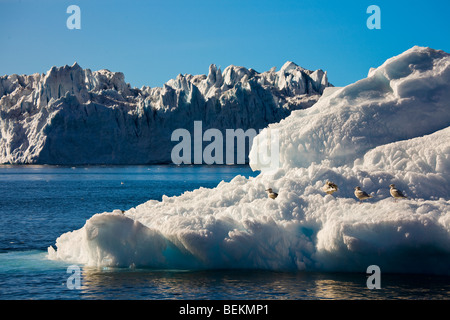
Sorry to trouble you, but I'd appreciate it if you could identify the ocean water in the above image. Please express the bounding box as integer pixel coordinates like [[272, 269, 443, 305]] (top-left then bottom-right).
[[0, 165, 449, 300]]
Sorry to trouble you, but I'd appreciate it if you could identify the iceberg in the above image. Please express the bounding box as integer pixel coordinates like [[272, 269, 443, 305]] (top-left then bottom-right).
[[0, 61, 330, 164], [48, 46, 450, 275]]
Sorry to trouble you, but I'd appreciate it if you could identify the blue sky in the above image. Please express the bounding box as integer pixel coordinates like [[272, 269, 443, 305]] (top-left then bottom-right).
[[1, 0, 449, 88]]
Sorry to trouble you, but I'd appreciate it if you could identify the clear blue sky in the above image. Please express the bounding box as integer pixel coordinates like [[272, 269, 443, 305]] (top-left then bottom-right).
[[1, 0, 449, 88]]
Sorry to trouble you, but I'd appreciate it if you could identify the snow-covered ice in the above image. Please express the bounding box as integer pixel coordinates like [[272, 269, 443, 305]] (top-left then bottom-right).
[[48, 47, 450, 275]]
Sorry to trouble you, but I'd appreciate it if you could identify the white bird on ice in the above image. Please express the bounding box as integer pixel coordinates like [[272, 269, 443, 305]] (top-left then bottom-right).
[[322, 181, 338, 195], [266, 188, 278, 200], [389, 184, 407, 202], [354, 186, 372, 203]]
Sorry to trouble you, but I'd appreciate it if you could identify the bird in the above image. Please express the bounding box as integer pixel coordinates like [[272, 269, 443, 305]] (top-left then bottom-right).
[[354, 186, 372, 203], [266, 188, 278, 200], [389, 184, 407, 202], [322, 181, 339, 195]]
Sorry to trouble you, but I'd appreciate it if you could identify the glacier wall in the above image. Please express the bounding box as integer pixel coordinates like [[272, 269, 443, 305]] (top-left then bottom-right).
[[0, 62, 330, 164]]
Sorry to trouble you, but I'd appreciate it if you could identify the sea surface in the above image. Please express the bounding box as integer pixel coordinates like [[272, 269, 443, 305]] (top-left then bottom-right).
[[0, 165, 449, 300]]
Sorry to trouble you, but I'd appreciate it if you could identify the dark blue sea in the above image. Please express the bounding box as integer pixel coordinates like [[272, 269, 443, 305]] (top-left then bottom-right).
[[0, 165, 449, 300]]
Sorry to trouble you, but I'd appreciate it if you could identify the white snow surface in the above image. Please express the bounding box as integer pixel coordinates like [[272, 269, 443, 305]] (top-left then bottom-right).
[[48, 47, 450, 274], [0, 61, 329, 164]]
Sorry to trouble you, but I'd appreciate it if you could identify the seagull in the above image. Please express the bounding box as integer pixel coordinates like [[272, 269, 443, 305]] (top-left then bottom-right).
[[322, 181, 339, 195], [266, 188, 278, 200], [389, 184, 407, 202], [354, 186, 372, 203]]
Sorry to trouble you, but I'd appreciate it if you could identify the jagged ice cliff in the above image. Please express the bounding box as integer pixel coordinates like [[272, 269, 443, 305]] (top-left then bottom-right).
[[0, 61, 330, 164]]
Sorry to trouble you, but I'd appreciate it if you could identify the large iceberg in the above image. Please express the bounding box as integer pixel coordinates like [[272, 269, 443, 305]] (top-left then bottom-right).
[[0, 61, 329, 164], [48, 46, 450, 275]]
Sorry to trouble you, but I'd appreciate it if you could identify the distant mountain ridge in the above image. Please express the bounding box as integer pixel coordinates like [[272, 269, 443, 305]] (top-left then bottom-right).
[[0, 61, 331, 164]]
